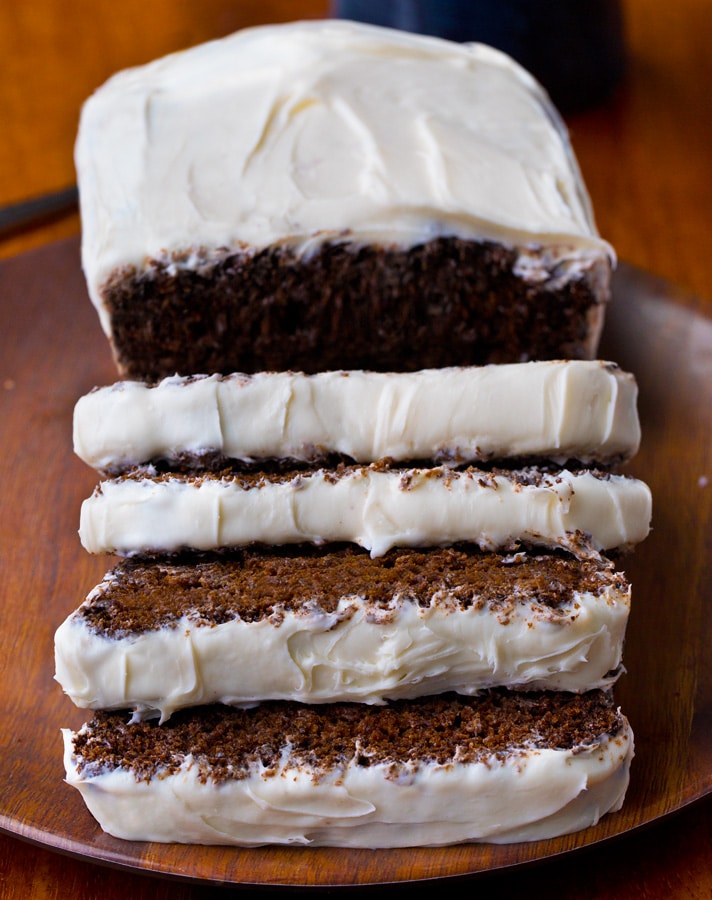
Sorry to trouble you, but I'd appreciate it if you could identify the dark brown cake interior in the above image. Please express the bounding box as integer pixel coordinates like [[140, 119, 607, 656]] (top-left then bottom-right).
[[77, 546, 627, 638], [70, 690, 626, 783], [103, 238, 606, 380]]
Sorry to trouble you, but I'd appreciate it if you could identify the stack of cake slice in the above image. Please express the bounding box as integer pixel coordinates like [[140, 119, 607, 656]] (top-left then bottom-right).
[[56, 360, 651, 846], [57, 19, 653, 848]]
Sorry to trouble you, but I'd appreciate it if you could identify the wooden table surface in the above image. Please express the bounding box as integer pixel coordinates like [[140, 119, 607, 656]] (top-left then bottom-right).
[[1, 1, 710, 896]]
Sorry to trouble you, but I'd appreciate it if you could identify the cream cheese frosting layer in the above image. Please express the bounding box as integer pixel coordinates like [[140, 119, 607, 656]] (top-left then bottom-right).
[[62, 700, 634, 847], [63, 733, 633, 847], [73, 361, 641, 474], [54, 560, 630, 720], [75, 19, 612, 333], [78, 466, 652, 558]]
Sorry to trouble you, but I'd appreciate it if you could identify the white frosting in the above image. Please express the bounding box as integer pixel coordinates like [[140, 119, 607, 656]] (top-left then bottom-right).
[[73, 361, 641, 473], [62, 723, 633, 847], [78, 466, 652, 558], [55, 575, 629, 721], [75, 19, 612, 334]]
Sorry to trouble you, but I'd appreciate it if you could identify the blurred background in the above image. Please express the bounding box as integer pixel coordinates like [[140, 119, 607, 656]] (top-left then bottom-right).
[[333, 0, 628, 113]]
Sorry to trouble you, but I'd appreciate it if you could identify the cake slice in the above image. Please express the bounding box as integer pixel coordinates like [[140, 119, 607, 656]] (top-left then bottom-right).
[[62, 690, 633, 847], [78, 464, 652, 559], [75, 20, 613, 379], [54, 547, 630, 720], [73, 361, 641, 475]]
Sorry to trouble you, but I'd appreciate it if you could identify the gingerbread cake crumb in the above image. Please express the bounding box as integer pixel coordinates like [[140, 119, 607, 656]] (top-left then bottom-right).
[[103, 239, 604, 381], [76, 547, 626, 638], [70, 690, 625, 784]]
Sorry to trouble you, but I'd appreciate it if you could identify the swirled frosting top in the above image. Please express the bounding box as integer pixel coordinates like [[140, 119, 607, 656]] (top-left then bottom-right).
[[76, 19, 612, 324]]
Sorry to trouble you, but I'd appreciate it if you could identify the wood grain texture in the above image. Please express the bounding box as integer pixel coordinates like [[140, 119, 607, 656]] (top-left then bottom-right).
[[0, 240, 710, 893]]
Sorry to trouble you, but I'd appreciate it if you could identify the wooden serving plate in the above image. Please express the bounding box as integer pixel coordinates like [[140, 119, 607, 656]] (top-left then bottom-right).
[[0, 238, 709, 888]]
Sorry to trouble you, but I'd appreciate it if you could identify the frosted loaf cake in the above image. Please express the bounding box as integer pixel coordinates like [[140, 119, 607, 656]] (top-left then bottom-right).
[[59, 20, 647, 849], [73, 361, 641, 474], [75, 20, 614, 379], [77, 465, 652, 559], [55, 548, 631, 719], [62, 691, 634, 847]]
